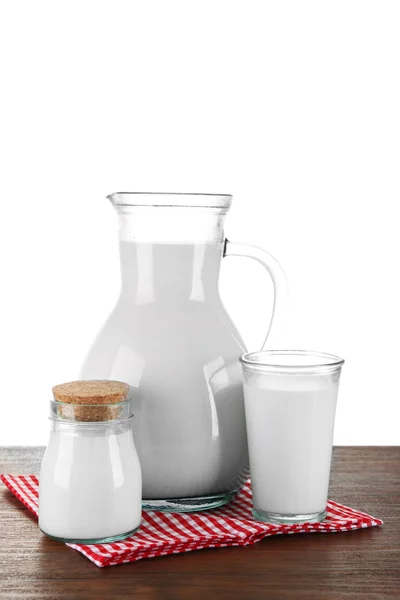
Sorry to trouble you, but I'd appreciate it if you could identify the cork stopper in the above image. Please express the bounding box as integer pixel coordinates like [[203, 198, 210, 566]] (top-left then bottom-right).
[[52, 380, 131, 422]]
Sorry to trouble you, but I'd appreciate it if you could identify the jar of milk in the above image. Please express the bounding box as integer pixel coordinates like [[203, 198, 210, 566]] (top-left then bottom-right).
[[39, 380, 142, 543]]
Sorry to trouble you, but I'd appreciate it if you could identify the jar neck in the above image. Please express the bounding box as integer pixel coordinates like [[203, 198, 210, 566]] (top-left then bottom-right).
[[49, 418, 133, 436], [50, 399, 132, 422]]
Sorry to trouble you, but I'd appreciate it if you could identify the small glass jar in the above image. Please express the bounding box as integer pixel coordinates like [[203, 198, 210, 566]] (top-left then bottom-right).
[[39, 396, 142, 543]]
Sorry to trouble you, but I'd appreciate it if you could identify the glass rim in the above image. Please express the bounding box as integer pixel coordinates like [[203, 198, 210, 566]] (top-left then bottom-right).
[[107, 192, 233, 209], [240, 350, 345, 373]]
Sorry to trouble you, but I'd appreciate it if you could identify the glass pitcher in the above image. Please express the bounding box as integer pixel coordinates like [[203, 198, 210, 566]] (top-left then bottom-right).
[[80, 193, 287, 512]]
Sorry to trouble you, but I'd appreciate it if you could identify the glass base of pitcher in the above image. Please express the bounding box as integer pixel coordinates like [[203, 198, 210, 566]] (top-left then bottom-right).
[[142, 490, 238, 513]]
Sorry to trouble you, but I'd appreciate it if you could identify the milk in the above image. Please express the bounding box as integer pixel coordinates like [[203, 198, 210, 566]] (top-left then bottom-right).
[[80, 242, 249, 501], [243, 374, 339, 517], [39, 427, 142, 541]]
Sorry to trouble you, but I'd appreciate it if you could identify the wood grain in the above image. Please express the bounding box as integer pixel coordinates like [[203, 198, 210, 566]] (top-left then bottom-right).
[[0, 447, 399, 600]]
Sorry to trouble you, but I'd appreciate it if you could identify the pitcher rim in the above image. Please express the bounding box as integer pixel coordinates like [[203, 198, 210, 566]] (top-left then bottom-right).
[[107, 192, 233, 209]]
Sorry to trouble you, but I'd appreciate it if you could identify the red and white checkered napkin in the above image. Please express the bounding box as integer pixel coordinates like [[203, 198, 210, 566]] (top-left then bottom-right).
[[1, 474, 382, 568]]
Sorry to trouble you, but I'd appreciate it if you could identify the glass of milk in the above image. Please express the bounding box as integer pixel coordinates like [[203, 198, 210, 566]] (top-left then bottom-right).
[[39, 385, 142, 543], [241, 351, 344, 524]]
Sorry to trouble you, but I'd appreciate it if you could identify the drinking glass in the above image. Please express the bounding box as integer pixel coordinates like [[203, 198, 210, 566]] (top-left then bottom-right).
[[241, 350, 344, 524]]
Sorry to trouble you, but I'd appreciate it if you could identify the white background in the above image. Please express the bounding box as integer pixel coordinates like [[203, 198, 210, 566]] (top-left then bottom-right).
[[0, 0, 399, 446]]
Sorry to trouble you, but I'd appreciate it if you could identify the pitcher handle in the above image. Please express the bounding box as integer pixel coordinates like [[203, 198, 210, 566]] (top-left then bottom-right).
[[223, 240, 288, 350]]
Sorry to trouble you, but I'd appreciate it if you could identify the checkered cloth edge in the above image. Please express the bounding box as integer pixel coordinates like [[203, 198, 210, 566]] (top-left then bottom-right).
[[1, 475, 383, 568]]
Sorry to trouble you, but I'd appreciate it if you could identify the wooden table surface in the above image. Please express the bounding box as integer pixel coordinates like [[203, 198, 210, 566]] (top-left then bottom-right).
[[0, 447, 399, 600]]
